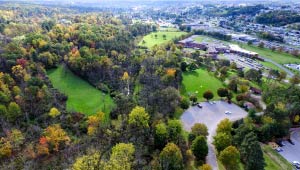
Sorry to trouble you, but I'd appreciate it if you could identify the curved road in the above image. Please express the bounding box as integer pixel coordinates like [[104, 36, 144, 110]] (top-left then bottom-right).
[[264, 58, 294, 77]]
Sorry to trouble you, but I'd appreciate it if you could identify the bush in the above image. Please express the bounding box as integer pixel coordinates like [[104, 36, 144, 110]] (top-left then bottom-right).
[[180, 97, 190, 109]]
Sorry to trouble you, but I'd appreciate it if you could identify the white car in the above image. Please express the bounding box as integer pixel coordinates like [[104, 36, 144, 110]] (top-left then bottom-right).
[[225, 111, 232, 115], [293, 161, 300, 166]]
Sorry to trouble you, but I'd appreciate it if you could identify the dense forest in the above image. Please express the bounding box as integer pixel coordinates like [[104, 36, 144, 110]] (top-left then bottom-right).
[[0, 2, 300, 170]]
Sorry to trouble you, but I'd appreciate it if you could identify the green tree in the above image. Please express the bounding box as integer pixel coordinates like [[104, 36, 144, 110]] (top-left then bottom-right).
[[240, 132, 265, 170], [191, 136, 208, 161], [228, 79, 238, 92], [72, 152, 102, 170], [217, 88, 229, 98], [159, 143, 183, 170], [216, 118, 232, 135], [167, 120, 183, 143], [219, 146, 240, 170], [163, 34, 167, 40], [7, 102, 22, 122], [128, 106, 150, 128], [0, 104, 8, 117], [278, 71, 287, 81], [203, 90, 214, 101], [155, 122, 168, 149], [245, 69, 262, 83], [191, 123, 208, 137], [180, 97, 190, 109], [189, 95, 198, 103], [213, 132, 232, 152], [199, 164, 212, 170], [290, 74, 300, 85], [104, 143, 135, 170]]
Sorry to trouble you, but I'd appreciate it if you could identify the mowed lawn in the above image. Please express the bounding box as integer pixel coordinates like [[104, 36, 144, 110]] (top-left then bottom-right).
[[238, 44, 300, 64], [47, 65, 114, 117], [139, 31, 187, 48], [180, 68, 225, 101]]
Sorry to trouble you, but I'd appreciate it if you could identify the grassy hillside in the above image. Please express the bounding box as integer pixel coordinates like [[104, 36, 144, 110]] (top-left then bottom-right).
[[180, 68, 225, 101], [263, 145, 293, 170], [47, 65, 114, 117], [139, 31, 187, 48]]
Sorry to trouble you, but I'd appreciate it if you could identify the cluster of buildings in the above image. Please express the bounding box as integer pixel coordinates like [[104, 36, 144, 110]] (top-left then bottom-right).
[[219, 18, 300, 53], [178, 35, 264, 61]]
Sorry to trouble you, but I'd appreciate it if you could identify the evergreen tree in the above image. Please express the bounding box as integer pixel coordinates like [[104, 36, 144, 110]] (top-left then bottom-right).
[[240, 132, 265, 170]]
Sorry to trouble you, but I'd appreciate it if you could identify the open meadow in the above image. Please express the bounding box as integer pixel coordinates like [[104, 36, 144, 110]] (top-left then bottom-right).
[[47, 65, 114, 117], [139, 31, 187, 48], [180, 68, 225, 101]]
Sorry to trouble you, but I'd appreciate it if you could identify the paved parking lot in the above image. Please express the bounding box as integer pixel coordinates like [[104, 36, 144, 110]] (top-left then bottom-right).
[[181, 100, 248, 141], [220, 53, 264, 70], [278, 129, 300, 164], [180, 101, 248, 170]]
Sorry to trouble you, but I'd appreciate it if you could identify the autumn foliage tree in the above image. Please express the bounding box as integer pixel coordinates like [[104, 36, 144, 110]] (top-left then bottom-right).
[[41, 124, 70, 152]]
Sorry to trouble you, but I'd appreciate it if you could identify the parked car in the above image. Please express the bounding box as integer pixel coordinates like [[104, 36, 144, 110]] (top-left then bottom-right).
[[197, 104, 203, 109], [276, 141, 285, 147], [294, 164, 300, 170], [293, 161, 300, 166], [212, 101, 216, 104], [288, 139, 295, 145], [275, 147, 283, 152], [225, 111, 232, 115], [192, 102, 199, 106]]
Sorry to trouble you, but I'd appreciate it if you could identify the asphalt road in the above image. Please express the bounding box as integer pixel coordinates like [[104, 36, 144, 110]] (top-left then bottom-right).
[[180, 101, 248, 170], [278, 128, 300, 164], [264, 58, 294, 77]]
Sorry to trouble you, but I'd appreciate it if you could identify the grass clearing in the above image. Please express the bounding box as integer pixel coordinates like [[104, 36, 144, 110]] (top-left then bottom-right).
[[48, 65, 114, 117], [238, 44, 300, 64], [262, 145, 293, 170], [180, 68, 226, 101], [193, 35, 215, 43], [139, 31, 187, 48]]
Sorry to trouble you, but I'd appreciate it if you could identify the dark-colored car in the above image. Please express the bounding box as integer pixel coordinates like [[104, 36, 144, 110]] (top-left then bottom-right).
[[276, 141, 285, 147], [288, 139, 295, 145]]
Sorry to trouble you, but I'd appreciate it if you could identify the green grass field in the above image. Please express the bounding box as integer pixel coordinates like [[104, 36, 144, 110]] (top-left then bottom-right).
[[193, 35, 215, 43], [180, 68, 225, 101], [238, 44, 300, 64], [47, 65, 114, 117], [139, 31, 187, 48]]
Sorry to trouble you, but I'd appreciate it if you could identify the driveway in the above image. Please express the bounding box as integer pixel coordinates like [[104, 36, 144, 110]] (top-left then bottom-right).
[[278, 128, 300, 164], [180, 101, 248, 170]]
